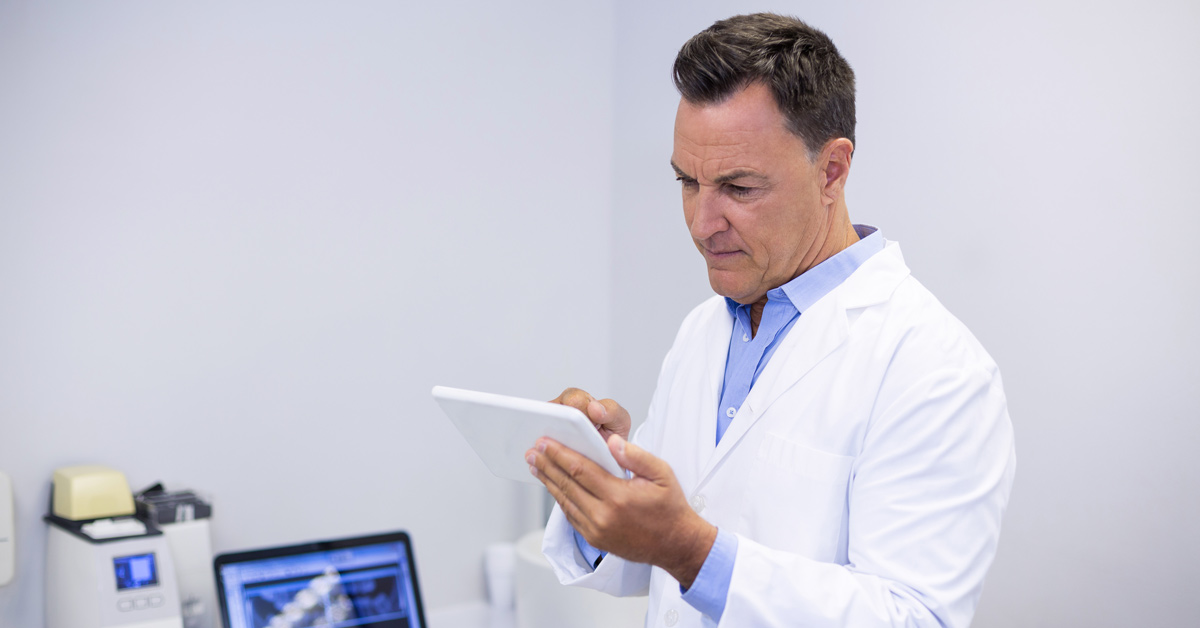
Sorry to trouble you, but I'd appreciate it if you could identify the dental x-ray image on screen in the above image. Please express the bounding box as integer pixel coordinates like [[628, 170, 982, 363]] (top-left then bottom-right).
[[214, 531, 425, 628]]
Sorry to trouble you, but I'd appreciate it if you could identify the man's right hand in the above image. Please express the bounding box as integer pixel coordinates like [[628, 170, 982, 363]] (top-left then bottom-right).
[[550, 388, 631, 442]]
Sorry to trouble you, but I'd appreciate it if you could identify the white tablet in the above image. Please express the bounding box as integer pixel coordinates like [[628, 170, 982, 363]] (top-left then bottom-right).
[[432, 386, 625, 484]]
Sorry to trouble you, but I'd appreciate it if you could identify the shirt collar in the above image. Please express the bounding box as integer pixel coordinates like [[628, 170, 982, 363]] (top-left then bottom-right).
[[724, 224, 884, 316]]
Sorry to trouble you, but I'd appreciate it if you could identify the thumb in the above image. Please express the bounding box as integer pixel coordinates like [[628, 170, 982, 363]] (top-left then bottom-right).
[[608, 434, 663, 480]]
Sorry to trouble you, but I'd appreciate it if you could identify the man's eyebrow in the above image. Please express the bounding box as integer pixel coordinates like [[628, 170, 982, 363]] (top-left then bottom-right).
[[669, 161, 766, 185], [670, 160, 692, 178], [712, 169, 768, 185]]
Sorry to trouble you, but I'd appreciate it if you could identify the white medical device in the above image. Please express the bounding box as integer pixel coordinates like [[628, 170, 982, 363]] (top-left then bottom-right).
[[138, 484, 218, 628], [45, 465, 184, 628]]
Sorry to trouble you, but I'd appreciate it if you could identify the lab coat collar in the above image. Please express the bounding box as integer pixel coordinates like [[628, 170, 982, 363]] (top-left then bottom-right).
[[695, 241, 911, 484]]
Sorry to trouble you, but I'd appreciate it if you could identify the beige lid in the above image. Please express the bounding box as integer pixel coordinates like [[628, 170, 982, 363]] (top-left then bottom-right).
[[52, 465, 135, 521]]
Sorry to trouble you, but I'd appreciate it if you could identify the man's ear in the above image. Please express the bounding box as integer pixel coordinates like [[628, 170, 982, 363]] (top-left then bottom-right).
[[820, 138, 854, 207]]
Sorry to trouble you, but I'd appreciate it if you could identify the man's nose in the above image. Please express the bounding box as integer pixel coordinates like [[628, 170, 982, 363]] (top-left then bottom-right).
[[688, 187, 728, 241]]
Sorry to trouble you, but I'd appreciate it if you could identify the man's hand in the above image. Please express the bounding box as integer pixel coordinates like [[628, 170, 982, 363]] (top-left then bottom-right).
[[550, 388, 631, 442], [526, 432, 717, 589]]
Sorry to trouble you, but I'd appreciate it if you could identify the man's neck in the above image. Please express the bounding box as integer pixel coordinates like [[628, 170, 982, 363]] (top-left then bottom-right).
[[747, 215, 860, 336]]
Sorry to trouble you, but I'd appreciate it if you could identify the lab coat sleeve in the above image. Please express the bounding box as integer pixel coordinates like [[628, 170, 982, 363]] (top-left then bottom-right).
[[721, 363, 1016, 628], [541, 416, 657, 597], [541, 302, 701, 597], [543, 500, 653, 597]]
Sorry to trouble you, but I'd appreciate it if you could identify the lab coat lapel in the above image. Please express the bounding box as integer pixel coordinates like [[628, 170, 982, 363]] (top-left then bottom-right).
[[747, 296, 849, 418], [692, 241, 911, 486], [696, 297, 849, 484], [686, 308, 732, 487]]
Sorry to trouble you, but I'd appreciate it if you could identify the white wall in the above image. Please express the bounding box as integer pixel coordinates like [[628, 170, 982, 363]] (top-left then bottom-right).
[[0, 1, 612, 624], [4, 1, 1199, 626], [609, 1, 1200, 626]]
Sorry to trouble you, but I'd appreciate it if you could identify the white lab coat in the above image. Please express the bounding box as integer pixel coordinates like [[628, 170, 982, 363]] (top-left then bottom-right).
[[543, 241, 1016, 628]]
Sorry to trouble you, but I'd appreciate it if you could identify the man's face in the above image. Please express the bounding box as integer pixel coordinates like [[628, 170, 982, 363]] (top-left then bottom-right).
[[672, 82, 832, 305]]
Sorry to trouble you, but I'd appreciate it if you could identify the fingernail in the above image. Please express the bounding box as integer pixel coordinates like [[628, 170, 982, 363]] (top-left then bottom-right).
[[526, 453, 536, 465], [614, 435, 625, 455], [536, 441, 547, 452], [529, 465, 538, 477]]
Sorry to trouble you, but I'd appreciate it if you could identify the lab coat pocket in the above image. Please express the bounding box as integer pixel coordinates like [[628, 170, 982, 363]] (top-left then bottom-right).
[[738, 433, 854, 561]]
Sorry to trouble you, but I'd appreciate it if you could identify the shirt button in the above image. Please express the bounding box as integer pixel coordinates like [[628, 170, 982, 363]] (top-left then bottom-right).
[[726, 407, 736, 418], [665, 609, 679, 626], [690, 494, 706, 513], [742, 333, 749, 342]]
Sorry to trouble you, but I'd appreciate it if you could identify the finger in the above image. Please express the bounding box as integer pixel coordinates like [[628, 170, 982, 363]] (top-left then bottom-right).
[[528, 444, 589, 507], [586, 400, 610, 436], [591, 398, 631, 439], [536, 462, 598, 538], [550, 387, 594, 417], [531, 439, 607, 508], [608, 434, 668, 482], [586, 399, 607, 423]]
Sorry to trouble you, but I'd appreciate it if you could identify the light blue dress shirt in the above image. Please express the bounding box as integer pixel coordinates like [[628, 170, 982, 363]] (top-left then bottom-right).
[[576, 225, 883, 621]]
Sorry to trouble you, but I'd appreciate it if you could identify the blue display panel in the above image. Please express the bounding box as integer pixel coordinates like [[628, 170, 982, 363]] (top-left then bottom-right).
[[218, 541, 421, 628], [113, 553, 159, 590]]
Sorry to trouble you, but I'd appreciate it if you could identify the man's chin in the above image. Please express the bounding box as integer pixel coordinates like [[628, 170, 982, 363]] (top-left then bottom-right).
[[707, 274, 755, 304]]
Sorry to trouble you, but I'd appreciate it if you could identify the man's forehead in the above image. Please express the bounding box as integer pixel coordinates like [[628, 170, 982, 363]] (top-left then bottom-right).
[[672, 117, 782, 180], [673, 131, 756, 161], [674, 110, 783, 150], [672, 86, 801, 177], [671, 140, 764, 181], [674, 84, 789, 136]]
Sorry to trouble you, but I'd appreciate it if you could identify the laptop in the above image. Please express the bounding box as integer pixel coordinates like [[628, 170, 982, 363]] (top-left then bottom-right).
[[213, 530, 427, 628]]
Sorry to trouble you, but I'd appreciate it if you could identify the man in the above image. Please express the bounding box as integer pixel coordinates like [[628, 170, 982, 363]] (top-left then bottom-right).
[[525, 13, 1014, 628]]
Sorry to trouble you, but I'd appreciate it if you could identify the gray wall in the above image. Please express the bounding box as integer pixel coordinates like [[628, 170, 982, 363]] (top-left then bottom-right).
[[609, 2, 1200, 627], [0, 1, 612, 624], [2, 1, 1198, 627]]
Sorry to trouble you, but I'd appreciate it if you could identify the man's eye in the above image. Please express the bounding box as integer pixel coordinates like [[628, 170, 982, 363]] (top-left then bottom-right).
[[728, 184, 754, 197], [676, 176, 698, 187]]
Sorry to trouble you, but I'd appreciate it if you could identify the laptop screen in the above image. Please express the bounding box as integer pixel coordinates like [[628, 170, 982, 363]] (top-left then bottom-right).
[[214, 531, 426, 628]]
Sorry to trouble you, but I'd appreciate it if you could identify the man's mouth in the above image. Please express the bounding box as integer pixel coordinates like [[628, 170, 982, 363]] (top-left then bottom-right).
[[703, 247, 741, 260]]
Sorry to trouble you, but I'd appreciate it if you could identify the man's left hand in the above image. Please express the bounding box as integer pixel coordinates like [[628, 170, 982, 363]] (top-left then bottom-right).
[[525, 434, 717, 588]]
